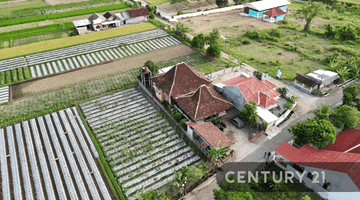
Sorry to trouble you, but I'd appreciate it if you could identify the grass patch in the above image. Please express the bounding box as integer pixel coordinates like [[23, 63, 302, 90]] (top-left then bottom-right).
[[0, 23, 156, 60], [147, 0, 172, 5], [12, 31, 69, 47], [0, 0, 45, 19]]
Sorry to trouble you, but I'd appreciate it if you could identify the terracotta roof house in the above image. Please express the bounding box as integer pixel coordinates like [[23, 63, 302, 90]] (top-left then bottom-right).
[[294, 70, 339, 94], [151, 62, 212, 105], [325, 129, 360, 154], [126, 7, 150, 18], [274, 142, 360, 196], [241, 0, 290, 23], [176, 85, 233, 122]]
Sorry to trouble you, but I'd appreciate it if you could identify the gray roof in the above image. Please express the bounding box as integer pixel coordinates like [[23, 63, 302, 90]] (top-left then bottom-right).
[[88, 13, 106, 22], [73, 19, 91, 27], [305, 69, 340, 85], [121, 12, 131, 20]]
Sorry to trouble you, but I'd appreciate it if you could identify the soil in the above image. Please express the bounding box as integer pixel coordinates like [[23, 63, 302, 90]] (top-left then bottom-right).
[[179, 10, 277, 36], [14, 44, 195, 98]]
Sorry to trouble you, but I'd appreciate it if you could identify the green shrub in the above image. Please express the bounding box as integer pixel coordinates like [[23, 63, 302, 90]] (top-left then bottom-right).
[[177, 11, 184, 15], [314, 45, 324, 54], [143, 60, 159, 75], [47, 4, 129, 19], [180, 118, 188, 128], [149, 12, 155, 19], [206, 43, 221, 58], [244, 29, 278, 42], [174, 113, 183, 121], [242, 39, 251, 45], [148, 19, 166, 28], [327, 45, 358, 56], [276, 87, 288, 96], [146, 4, 156, 13], [210, 117, 223, 125], [253, 70, 262, 81], [356, 99, 360, 111], [284, 102, 293, 110], [311, 89, 321, 95], [191, 33, 206, 49], [269, 59, 282, 66], [283, 43, 299, 52], [262, 121, 268, 130]]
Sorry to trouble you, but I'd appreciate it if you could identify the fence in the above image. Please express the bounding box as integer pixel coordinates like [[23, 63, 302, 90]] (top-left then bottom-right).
[[274, 100, 297, 126], [205, 66, 241, 80], [137, 78, 211, 160], [168, 5, 244, 22]]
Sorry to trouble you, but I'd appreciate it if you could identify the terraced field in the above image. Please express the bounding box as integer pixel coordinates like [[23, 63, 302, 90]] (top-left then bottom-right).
[[79, 87, 201, 198], [0, 107, 112, 199]]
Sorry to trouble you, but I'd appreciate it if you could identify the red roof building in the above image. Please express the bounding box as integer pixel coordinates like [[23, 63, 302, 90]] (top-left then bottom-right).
[[176, 85, 233, 121], [126, 8, 150, 18], [263, 7, 287, 17], [275, 142, 360, 191], [221, 77, 280, 109], [151, 62, 212, 104], [325, 129, 360, 154], [192, 122, 234, 147]]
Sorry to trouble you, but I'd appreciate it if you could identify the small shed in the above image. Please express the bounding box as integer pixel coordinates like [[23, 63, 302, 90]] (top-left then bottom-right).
[[241, 0, 290, 19], [305, 69, 340, 87], [294, 73, 318, 93]]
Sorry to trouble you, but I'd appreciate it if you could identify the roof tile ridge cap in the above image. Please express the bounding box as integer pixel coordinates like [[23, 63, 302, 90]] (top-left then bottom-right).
[[186, 63, 211, 83], [206, 86, 233, 105], [194, 86, 204, 120], [178, 88, 199, 98], [168, 65, 178, 98], [260, 91, 279, 105], [236, 86, 248, 102]]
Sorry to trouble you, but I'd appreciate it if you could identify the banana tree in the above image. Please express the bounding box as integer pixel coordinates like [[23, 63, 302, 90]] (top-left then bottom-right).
[[208, 141, 231, 171], [175, 166, 189, 196]]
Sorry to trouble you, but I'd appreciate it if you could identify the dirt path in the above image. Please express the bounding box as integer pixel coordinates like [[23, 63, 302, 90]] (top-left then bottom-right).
[[15, 44, 195, 97]]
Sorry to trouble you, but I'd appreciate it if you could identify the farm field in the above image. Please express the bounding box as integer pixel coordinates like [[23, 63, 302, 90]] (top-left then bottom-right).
[[0, 0, 45, 19], [179, 9, 277, 37], [0, 29, 181, 87], [0, 22, 156, 60], [49, 0, 94, 4], [0, 107, 113, 199], [147, 0, 171, 5], [156, 51, 211, 69], [13, 31, 70, 47], [13, 44, 195, 97], [79, 87, 202, 198], [0, 86, 9, 104]]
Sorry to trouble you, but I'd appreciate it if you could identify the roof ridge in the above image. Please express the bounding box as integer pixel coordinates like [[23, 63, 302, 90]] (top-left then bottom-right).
[[194, 86, 202, 119], [205, 86, 233, 105], [185, 63, 211, 83], [168, 65, 178, 99]]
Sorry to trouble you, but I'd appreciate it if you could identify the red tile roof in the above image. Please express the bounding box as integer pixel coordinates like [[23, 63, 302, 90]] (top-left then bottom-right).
[[192, 122, 234, 147], [259, 91, 279, 108], [325, 129, 360, 154], [151, 62, 211, 99], [220, 113, 229, 119], [222, 77, 280, 108], [176, 85, 233, 121], [262, 80, 277, 89], [275, 142, 360, 190], [126, 8, 150, 18], [185, 121, 197, 128], [263, 7, 287, 17]]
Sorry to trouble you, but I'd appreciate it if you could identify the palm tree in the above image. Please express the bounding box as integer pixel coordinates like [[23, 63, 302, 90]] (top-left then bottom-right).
[[175, 22, 189, 35], [208, 141, 231, 170], [308, 103, 331, 120], [175, 166, 189, 196]]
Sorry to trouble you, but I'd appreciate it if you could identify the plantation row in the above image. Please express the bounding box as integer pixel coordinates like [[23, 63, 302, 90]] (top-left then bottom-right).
[[28, 36, 181, 79], [0, 29, 177, 73], [0, 107, 111, 200], [0, 22, 75, 42], [79, 88, 201, 198], [0, 86, 9, 104], [157, 51, 211, 69], [0, 3, 129, 28], [0, 67, 32, 87]]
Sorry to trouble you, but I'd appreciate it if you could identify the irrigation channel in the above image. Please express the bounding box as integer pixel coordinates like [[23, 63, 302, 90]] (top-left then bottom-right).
[[79, 87, 202, 198], [0, 107, 111, 200]]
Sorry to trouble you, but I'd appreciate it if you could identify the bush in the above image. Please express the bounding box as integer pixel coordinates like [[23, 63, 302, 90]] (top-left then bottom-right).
[[69, 30, 78, 36], [148, 19, 166, 28], [180, 118, 188, 129], [211, 117, 223, 125], [146, 4, 156, 13], [283, 43, 299, 52], [244, 29, 278, 42], [284, 102, 293, 110], [253, 70, 262, 80], [149, 12, 155, 19], [177, 11, 184, 15], [315, 45, 324, 54], [191, 33, 206, 49], [206, 43, 221, 58], [263, 121, 268, 130], [216, 0, 228, 8], [143, 60, 159, 75], [242, 39, 251, 45], [311, 89, 321, 95], [174, 113, 183, 121], [276, 87, 288, 96], [269, 59, 282, 66]]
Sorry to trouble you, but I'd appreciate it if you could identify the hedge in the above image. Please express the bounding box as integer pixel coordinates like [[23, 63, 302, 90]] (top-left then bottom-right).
[[0, 23, 156, 61], [0, 15, 47, 28], [0, 24, 64, 42], [46, 4, 129, 19]]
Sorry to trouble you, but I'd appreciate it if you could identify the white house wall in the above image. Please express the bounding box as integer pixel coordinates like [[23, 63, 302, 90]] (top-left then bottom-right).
[[126, 16, 147, 24]]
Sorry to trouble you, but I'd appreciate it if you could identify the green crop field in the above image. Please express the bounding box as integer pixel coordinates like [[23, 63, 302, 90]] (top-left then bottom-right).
[[0, 0, 46, 19], [0, 24, 64, 42], [12, 31, 69, 47], [147, 0, 172, 5]]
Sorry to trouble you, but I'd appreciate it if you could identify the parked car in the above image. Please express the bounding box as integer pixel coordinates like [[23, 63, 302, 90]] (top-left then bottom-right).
[[231, 117, 244, 129]]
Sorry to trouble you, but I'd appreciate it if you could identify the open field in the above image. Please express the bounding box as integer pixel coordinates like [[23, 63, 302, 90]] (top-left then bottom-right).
[[0, 23, 156, 60], [13, 31, 69, 47], [147, 0, 171, 5], [49, 0, 93, 4], [179, 9, 277, 36], [0, 0, 45, 18], [14, 44, 195, 97], [79, 87, 202, 198], [159, 0, 215, 12], [0, 107, 113, 199]]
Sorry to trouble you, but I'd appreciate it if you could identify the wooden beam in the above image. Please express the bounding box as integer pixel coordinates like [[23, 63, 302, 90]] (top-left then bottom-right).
[[54, 158, 59, 161], [89, 171, 94, 175], [63, 132, 68, 135], [6, 154, 10, 158]]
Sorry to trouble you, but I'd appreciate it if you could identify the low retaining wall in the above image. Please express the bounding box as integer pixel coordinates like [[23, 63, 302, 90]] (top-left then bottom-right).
[[274, 100, 297, 127], [168, 5, 244, 22]]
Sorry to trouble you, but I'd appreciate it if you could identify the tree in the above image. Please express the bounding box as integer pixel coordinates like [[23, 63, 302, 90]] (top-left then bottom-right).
[[331, 105, 360, 130], [133, 2, 141, 8], [191, 33, 206, 50], [175, 166, 189, 196], [206, 43, 221, 58], [149, 12, 155, 19], [216, 0, 228, 8], [253, 70, 262, 81], [208, 141, 231, 170], [136, 188, 169, 200], [171, 0, 189, 7], [144, 60, 159, 75], [146, 4, 156, 13], [308, 103, 331, 120], [234, 0, 244, 5], [214, 190, 253, 200], [175, 22, 189, 35], [295, 2, 326, 32], [288, 118, 336, 148], [206, 28, 221, 44], [239, 101, 257, 127], [343, 83, 360, 102]]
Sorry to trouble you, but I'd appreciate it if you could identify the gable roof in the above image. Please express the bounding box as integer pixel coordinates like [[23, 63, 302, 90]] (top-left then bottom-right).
[[192, 122, 234, 147], [176, 85, 233, 121], [88, 12, 106, 22], [294, 73, 318, 88], [325, 129, 360, 154], [151, 62, 211, 98], [259, 91, 279, 108], [275, 142, 360, 190], [245, 0, 291, 12], [263, 7, 287, 17], [126, 8, 150, 18], [222, 77, 280, 108]]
